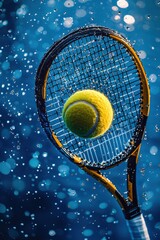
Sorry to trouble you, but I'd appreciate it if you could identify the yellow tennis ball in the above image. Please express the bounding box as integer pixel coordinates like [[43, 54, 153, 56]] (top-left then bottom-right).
[[62, 89, 114, 138]]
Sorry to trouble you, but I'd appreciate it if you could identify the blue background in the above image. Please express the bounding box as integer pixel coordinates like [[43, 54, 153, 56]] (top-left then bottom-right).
[[0, 0, 160, 239]]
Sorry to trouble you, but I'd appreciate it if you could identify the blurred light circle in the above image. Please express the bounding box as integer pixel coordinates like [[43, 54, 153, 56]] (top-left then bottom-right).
[[12, 179, 25, 192], [149, 74, 157, 83], [57, 192, 66, 199], [150, 146, 158, 155], [99, 202, 108, 209], [138, 50, 147, 59], [1, 128, 10, 140], [155, 222, 160, 230], [2, 61, 10, 70], [106, 216, 114, 223], [114, 15, 121, 21], [124, 25, 135, 32], [49, 230, 56, 236], [117, 0, 129, 8], [136, 1, 146, 8], [0, 161, 11, 175], [0, 203, 6, 213], [82, 229, 93, 237], [58, 164, 70, 177], [141, 201, 152, 210], [123, 15, 135, 24], [67, 212, 77, 220], [21, 125, 31, 137], [8, 229, 19, 239], [64, 0, 74, 7], [68, 201, 78, 210], [6, 158, 16, 170], [13, 69, 22, 79], [76, 9, 87, 18], [68, 188, 77, 197], [29, 158, 40, 168], [112, 6, 119, 11], [63, 17, 73, 28]]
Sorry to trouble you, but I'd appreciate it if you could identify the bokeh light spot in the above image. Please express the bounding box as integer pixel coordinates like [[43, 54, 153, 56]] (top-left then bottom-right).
[[0, 203, 7, 213], [123, 15, 135, 24], [29, 158, 40, 168], [117, 0, 129, 8], [12, 179, 25, 192], [0, 161, 11, 175], [99, 202, 108, 209], [49, 230, 56, 236], [82, 229, 93, 237], [13, 70, 22, 79], [68, 201, 78, 210], [58, 164, 70, 177]]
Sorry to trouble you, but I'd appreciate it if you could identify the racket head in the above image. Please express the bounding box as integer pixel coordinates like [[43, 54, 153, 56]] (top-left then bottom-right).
[[35, 26, 150, 170]]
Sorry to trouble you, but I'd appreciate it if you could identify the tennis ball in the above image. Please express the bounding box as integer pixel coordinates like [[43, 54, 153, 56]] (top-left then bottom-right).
[[62, 89, 114, 138]]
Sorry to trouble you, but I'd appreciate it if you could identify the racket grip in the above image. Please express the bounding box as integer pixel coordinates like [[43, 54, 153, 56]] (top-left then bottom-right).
[[126, 214, 150, 240]]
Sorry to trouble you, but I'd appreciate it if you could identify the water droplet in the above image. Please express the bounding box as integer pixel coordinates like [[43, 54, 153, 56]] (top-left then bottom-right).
[[117, 0, 129, 9], [49, 230, 56, 236], [123, 15, 135, 24]]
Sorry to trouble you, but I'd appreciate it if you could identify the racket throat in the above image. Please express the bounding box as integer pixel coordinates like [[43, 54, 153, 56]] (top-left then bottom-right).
[[123, 205, 141, 220], [125, 147, 141, 220], [127, 148, 140, 203]]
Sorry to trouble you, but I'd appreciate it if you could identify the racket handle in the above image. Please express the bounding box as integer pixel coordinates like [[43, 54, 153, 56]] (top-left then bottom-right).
[[126, 214, 150, 240]]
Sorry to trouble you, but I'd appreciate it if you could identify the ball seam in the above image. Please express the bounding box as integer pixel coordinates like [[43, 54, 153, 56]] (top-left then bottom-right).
[[63, 100, 99, 137]]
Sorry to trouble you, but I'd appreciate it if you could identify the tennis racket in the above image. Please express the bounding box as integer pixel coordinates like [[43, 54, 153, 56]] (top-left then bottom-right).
[[35, 26, 150, 240]]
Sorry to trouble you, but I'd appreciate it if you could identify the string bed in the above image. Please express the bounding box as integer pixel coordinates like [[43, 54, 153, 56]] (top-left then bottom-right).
[[45, 34, 141, 168]]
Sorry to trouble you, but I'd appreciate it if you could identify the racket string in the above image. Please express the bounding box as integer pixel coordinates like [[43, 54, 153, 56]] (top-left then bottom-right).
[[45, 34, 142, 167]]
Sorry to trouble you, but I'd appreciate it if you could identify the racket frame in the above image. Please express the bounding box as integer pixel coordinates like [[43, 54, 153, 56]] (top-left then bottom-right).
[[35, 26, 150, 220]]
